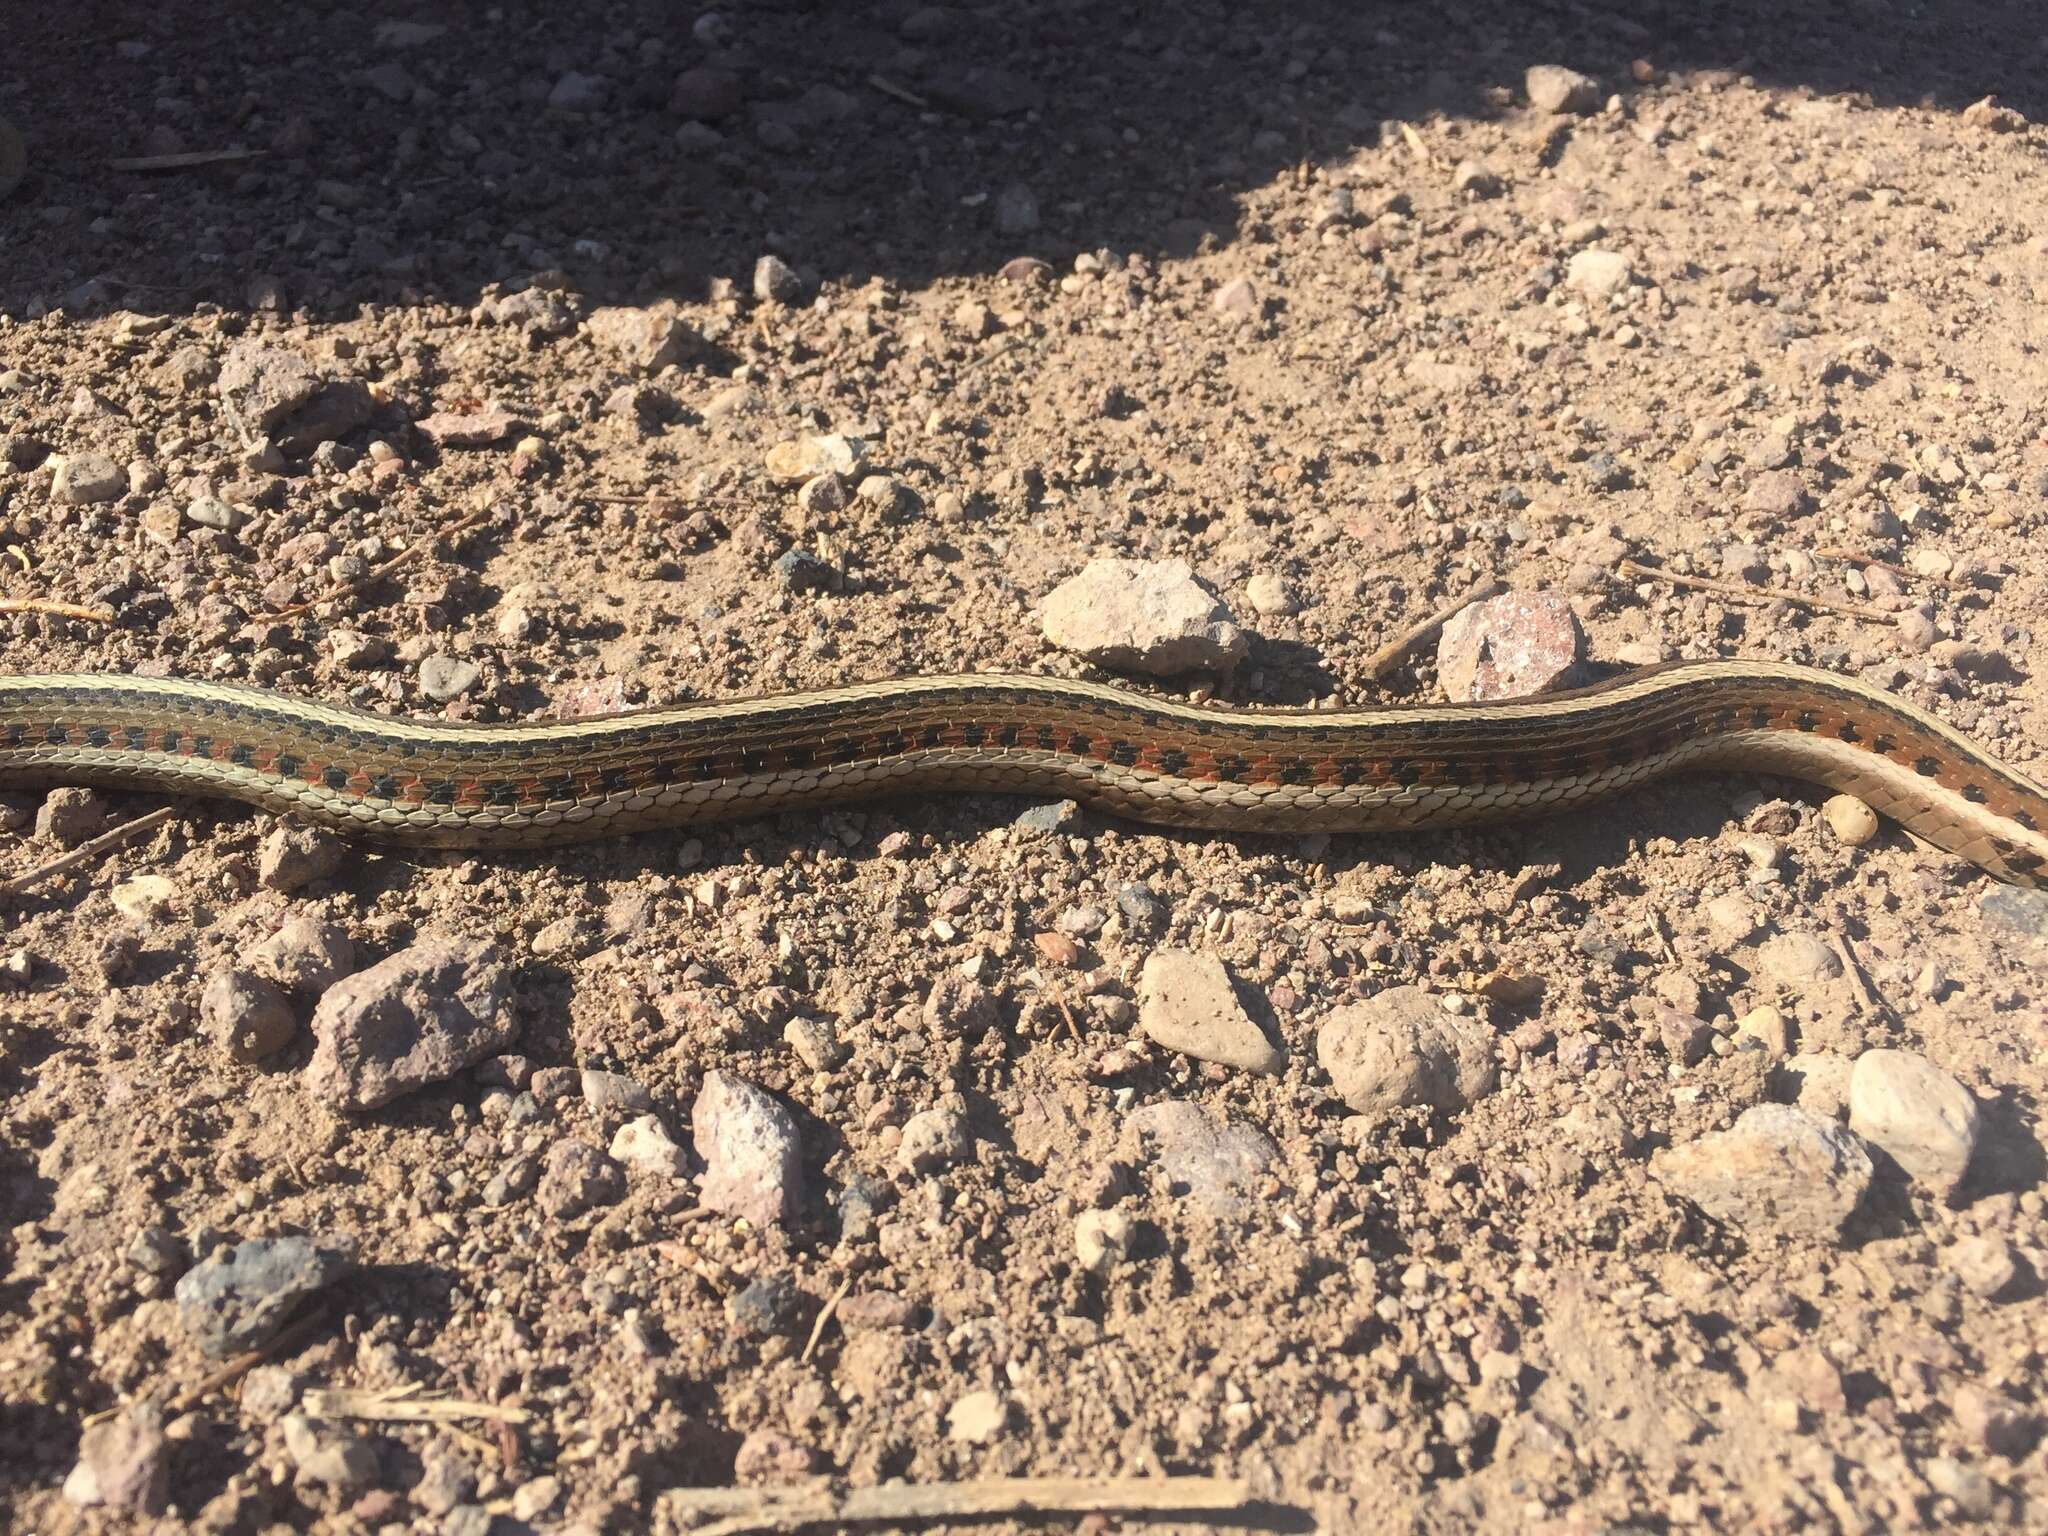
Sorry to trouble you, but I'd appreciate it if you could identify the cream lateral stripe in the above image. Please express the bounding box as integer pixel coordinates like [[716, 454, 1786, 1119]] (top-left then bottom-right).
[[0, 659, 2000, 739]]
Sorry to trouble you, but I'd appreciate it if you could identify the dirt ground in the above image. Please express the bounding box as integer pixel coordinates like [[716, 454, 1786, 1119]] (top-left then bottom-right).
[[4, 2, 2048, 1532]]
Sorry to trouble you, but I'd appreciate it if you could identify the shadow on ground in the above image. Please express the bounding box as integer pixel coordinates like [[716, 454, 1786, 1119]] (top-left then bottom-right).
[[2, 0, 2040, 317]]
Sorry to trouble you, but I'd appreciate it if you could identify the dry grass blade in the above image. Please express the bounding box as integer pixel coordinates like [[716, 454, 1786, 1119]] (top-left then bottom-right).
[[0, 598, 115, 622], [659, 1473, 1257, 1536], [1617, 558, 1899, 625], [301, 1386, 529, 1426], [1363, 575, 1504, 680]]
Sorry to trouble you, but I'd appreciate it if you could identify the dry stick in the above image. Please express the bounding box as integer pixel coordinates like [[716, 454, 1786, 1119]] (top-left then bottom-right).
[[302, 1387, 529, 1426], [953, 334, 1033, 381], [663, 1474, 1256, 1536], [866, 73, 930, 109], [1813, 545, 1971, 593], [1363, 575, 1504, 680], [0, 598, 115, 622], [109, 148, 265, 171], [798, 1275, 854, 1366], [0, 806, 176, 900], [174, 1307, 329, 1412], [258, 505, 492, 622], [1617, 559, 1899, 626]]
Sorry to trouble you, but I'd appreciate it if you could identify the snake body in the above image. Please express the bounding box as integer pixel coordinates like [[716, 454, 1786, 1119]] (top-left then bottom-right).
[[1, 662, 2045, 886]]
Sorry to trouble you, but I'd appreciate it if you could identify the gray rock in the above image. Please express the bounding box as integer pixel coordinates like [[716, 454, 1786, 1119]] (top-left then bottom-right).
[[586, 302, 697, 373], [1980, 885, 2048, 937], [1564, 248, 1633, 299], [282, 1413, 378, 1488], [753, 254, 804, 305], [580, 1068, 654, 1114], [994, 182, 1039, 234], [217, 341, 373, 456], [693, 1070, 803, 1226], [610, 1115, 691, 1177], [1039, 557, 1247, 677], [1212, 277, 1259, 319], [1137, 950, 1284, 1074], [418, 655, 481, 702], [547, 71, 604, 112], [248, 916, 354, 996], [1012, 799, 1080, 835], [1756, 932, 1844, 989], [1848, 1049, 1980, 1196], [1652, 1104, 1873, 1240], [1124, 1100, 1278, 1215], [63, 1403, 169, 1514], [1317, 986, 1498, 1117], [1436, 592, 1586, 702], [174, 1237, 352, 1358], [36, 786, 109, 846], [771, 548, 833, 593], [304, 938, 515, 1111], [52, 452, 127, 504], [897, 1107, 972, 1173], [1526, 63, 1599, 114], [536, 1139, 626, 1218], [200, 966, 299, 1062], [258, 824, 345, 893]]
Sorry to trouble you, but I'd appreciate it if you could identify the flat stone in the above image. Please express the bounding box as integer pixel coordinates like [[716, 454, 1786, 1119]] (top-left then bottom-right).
[[1123, 1099, 1278, 1215], [764, 433, 867, 485], [1565, 248, 1633, 299], [200, 966, 299, 1062], [1651, 1104, 1872, 1240], [418, 655, 481, 701], [1848, 1048, 1980, 1196], [1436, 591, 1586, 701], [258, 824, 345, 893], [693, 1070, 803, 1227], [282, 1414, 378, 1489], [1316, 985, 1498, 1117], [946, 1389, 1008, 1444], [587, 303, 698, 373], [63, 1404, 169, 1514], [1756, 931, 1844, 989], [175, 1236, 352, 1358], [536, 1139, 626, 1218], [1039, 557, 1247, 677], [51, 451, 127, 504], [304, 938, 515, 1111], [1137, 950, 1284, 1074], [898, 1107, 972, 1173], [416, 405, 521, 448], [217, 341, 372, 456], [248, 916, 354, 996], [1526, 63, 1599, 114], [610, 1115, 691, 1177]]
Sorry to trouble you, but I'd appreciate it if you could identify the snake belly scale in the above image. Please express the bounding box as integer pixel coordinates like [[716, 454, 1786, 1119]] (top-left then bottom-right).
[[0, 661, 2044, 886]]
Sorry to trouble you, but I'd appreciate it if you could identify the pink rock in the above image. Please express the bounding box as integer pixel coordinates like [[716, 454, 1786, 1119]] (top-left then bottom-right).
[[1436, 591, 1586, 702], [416, 404, 522, 448], [692, 1070, 803, 1227], [63, 1404, 169, 1514], [304, 939, 514, 1110]]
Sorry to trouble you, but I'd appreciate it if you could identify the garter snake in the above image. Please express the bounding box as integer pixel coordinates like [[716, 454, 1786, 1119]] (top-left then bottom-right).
[[0, 661, 2044, 886]]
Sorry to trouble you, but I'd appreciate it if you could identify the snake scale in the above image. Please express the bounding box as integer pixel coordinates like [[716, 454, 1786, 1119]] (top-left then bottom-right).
[[0, 661, 2044, 886]]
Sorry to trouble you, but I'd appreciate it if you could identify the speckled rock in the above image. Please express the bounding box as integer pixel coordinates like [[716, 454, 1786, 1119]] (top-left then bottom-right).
[[1137, 949, 1284, 1073], [1437, 592, 1586, 702], [1652, 1104, 1873, 1240], [692, 1070, 803, 1227], [174, 1236, 353, 1357], [304, 938, 514, 1110], [1317, 986, 1498, 1117], [1039, 558, 1247, 677]]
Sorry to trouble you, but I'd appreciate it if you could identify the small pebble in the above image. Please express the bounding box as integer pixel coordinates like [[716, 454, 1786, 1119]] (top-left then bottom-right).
[[1822, 794, 1878, 847]]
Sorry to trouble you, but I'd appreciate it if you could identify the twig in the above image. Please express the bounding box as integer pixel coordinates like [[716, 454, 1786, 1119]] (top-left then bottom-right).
[[1053, 991, 1083, 1043], [0, 598, 115, 622], [1813, 546, 1970, 593], [660, 1474, 1257, 1536], [302, 1386, 529, 1426], [1363, 575, 1503, 680], [1616, 559, 1898, 625], [799, 1275, 854, 1365], [0, 806, 176, 900], [174, 1306, 329, 1412], [109, 148, 265, 171], [1830, 933, 1890, 1019], [258, 505, 492, 621], [866, 74, 930, 110], [954, 335, 1033, 381]]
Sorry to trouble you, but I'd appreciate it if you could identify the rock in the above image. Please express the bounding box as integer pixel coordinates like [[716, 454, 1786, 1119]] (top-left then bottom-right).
[[1124, 1099, 1278, 1214], [692, 1070, 803, 1226], [672, 66, 742, 121], [1951, 1235, 2018, 1300], [1316, 985, 1498, 1117], [1924, 1457, 1996, 1519], [1823, 794, 1878, 847], [1074, 1208, 1135, 1273], [1565, 248, 1633, 299], [1212, 277, 1259, 320], [216, 341, 372, 456], [999, 256, 1053, 285], [1953, 1383, 2034, 1457], [795, 472, 846, 517], [248, 916, 354, 996], [36, 786, 108, 846], [304, 939, 515, 1111], [1436, 592, 1586, 701], [51, 451, 127, 504], [258, 824, 345, 893], [1526, 63, 1599, 114], [994, 182, 1039, 234], [1734, 1004, 1795, 1058], [1039, 557, 1247, 677], [536, 1139, 626, 1218], [1452, 158, 1503, 197], [1651, 1104, 1872, 1240], [1777, 1050, 1855, 1119], [1960, 94, 2027, 133], [175, 1237, 352, 1357], [1244, 572, 1297, 617], [733, 1428, 818, 1485], [547, 70, 603, 112], [1848, 1049, 1979, 1196], [586, 303, 698, 373], [924, 975, 1000, 1034], [1756, 931, 1843, 989], [764, 433, 867, 484], [580, 1069, 654, 1114], [1705, 892, 1759, 945], [1137, 950, 1283, 1074], [898, 1107, 972, 1173], [753, 254, 804, 304], [282, 1414, 378, 1489], [415, 405, 520, 448], [771, 548, 834, 593], [201, 966, 299, 1062], [725, 1275, 799, 1337], [946, 1389, 1007, 1444], [1980, 885, 2048, 938], [417, 655, 481, 702], [63, 1403, 169, 1514], [1746, 470, 1812, 520], [610, 1115, 690, 1178]]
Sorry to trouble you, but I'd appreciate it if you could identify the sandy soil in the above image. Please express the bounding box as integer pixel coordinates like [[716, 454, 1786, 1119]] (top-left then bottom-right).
[[3, 3, 2047, 1533]]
